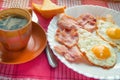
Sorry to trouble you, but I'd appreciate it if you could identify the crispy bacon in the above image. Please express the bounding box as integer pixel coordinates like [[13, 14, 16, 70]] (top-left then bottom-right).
[[56, 14, 79, 48], [55, 27, 78, 48], [54, 44, 68, 55], [57, 13, 80, 30], [54, 45, 82, 62], [76, 13, 97, 32], [54, 13, 98, 63]]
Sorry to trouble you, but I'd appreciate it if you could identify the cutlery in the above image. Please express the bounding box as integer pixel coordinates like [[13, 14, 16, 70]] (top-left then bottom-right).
[[32, 12, 58, 68], [46, 44, 58, 68]]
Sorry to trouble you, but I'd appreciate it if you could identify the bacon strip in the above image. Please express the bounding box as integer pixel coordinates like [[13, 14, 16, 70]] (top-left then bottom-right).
[[54, 45, 82, 63], [56, 14, 79, 48], [76, 13, 97, 32], [57, 13, 80, 30], [55, 27, 78, 48]]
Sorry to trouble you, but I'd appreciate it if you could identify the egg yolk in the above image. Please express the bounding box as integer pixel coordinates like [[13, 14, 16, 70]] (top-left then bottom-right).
[[106, 27, 120, 39], [92, 45, 111, 59]]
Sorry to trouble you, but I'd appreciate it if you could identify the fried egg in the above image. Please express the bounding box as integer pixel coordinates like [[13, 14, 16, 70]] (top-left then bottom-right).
[[77, 28, 117, 69], [97, 20, 120, 49]]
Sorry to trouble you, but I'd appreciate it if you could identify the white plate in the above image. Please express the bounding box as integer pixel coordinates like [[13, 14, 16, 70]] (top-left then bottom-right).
[[47, 5, 120, 79]]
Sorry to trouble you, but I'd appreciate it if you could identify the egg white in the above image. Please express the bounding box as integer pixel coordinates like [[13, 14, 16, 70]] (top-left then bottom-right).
[[77, 28, 117, 68], [97, 20, 120, 49]]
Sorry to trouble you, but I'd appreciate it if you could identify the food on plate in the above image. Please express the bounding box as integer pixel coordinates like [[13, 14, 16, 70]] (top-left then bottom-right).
[[32, 0, 66, 18], [55, 26, 79, 48], [97, 14, 115, 24], [57, 13, 80, 30], [55, 13, 82, 62], [56, 14, 79, 48], [77, 28, 117, 69], [76, 13, 97, 32], [56, 13, 97, 48], [54, 45, 82, 63], [54, 13, 118, 69], [97, 15, 120, 49], [57, 13, 97, 32]]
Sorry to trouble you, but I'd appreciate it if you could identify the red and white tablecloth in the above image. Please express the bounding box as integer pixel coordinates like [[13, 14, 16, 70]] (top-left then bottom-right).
[[0, 0, 120, 80]]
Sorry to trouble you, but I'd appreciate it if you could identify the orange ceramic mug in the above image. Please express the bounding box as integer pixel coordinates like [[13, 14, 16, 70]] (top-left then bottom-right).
[[0, 8, 32, 51]]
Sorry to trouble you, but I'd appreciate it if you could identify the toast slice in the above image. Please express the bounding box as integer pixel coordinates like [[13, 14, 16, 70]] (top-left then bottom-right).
[[32, 0, 66, 18]]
